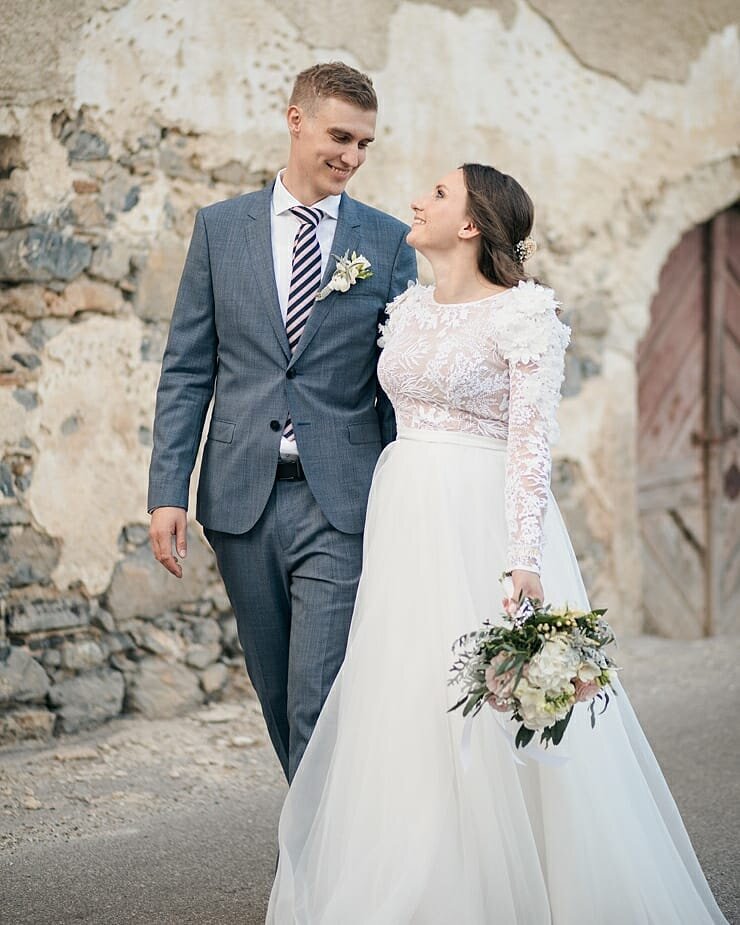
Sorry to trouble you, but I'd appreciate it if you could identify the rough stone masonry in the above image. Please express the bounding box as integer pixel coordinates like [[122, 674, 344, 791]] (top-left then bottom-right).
[[0, 105, 264, 743]]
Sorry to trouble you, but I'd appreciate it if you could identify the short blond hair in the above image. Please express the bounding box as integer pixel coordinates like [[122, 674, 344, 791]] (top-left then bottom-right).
[[289, 62, 377, 114]]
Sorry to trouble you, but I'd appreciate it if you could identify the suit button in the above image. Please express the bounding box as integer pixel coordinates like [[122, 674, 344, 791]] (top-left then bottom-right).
[[286, 369, 296, 380], [270, 420, 281, 431]]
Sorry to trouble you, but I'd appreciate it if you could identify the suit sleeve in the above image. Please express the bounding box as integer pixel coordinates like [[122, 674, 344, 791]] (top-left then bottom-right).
[[147, 210, 218, 512], [376, 227, 417, 446]]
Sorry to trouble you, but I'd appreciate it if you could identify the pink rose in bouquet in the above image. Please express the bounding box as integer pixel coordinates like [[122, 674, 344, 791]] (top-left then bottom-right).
[[573, 678, 601, 703], [484, 653, 517, 711]]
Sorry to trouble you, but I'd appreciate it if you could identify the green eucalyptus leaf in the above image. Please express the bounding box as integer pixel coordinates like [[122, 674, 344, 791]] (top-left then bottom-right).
[[515, 725, 536, 749]]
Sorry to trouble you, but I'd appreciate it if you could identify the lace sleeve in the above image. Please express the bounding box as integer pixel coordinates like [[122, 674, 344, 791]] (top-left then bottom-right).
[[495, 282, 570, 575]]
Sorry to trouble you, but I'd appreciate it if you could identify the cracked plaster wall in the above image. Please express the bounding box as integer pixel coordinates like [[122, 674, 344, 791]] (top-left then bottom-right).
[[0, 0, 739, 722]]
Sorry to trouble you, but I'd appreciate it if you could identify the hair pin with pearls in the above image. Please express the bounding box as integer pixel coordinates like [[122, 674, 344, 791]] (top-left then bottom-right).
[[514, 236, 537, 263]]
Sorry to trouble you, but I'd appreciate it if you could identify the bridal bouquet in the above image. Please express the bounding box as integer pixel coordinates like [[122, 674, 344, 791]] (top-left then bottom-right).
[[449, 594, 618, 749]]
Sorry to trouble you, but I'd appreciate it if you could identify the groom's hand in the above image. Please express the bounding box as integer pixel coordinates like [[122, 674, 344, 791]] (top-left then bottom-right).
[[149, 506, 188, 578]]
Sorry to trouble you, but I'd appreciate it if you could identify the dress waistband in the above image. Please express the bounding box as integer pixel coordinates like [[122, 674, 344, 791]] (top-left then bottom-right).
[[396, 426, 507, 452]]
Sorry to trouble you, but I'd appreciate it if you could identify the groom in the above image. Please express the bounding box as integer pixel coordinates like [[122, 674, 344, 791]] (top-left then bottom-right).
[[147, 62, 416, 781]]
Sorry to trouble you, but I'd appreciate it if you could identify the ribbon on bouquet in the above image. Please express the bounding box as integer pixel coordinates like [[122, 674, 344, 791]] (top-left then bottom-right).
[[460, 711, 571, 771]]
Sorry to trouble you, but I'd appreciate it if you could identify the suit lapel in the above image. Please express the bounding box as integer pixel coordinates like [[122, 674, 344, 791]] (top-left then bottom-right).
[[244, 185, 291, 361], [290, 193, 361, 365]]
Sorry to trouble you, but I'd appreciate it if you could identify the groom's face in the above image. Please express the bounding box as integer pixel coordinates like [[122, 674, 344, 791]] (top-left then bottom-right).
[[287, 96, 376, 202]]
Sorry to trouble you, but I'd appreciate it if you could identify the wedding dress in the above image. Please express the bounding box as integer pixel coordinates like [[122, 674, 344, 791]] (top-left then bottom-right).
[[266, 281, 727, 924]]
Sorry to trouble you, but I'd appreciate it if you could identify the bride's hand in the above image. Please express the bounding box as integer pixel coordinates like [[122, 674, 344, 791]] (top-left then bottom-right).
[[510, 569, 544, 603]]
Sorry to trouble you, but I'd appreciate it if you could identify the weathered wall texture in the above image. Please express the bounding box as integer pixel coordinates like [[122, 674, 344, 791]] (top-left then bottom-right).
[[1, 0, 739, 741]]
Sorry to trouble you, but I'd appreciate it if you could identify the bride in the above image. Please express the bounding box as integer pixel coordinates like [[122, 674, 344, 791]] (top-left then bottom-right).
[[266, 164, 727, 924]]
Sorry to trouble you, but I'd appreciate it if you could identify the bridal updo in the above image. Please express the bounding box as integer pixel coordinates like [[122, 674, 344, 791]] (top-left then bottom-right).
[[461, 163, 534, 289]]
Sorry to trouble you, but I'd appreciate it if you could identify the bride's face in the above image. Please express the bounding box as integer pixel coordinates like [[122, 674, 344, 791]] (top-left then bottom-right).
[[407, 168, 472, 252]]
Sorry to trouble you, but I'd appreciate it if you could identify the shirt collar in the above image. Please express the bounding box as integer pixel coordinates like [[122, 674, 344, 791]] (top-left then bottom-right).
[[272, 169, 341, 220]]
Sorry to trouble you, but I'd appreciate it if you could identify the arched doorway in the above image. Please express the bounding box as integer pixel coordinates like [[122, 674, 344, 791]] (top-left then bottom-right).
[[637, 204, 739, 637]]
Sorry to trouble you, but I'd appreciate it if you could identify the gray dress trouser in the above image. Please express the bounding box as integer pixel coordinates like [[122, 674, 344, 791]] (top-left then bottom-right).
[[206, 478, 363, 781]]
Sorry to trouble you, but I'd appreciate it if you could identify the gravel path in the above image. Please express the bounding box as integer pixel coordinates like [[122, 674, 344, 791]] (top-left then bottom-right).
[[1, 635, 738, 924]]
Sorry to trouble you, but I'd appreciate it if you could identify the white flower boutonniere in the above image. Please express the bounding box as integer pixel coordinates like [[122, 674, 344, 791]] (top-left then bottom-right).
[[315, 251, 372, 302]]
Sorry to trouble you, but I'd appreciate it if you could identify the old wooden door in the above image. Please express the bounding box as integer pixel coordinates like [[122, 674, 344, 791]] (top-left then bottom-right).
[[710, 207, 740, 632], [637, 204, 739, 637]]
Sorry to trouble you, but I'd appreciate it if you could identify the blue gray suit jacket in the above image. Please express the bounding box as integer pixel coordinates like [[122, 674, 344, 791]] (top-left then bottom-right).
[[147, 184, 417, 535]]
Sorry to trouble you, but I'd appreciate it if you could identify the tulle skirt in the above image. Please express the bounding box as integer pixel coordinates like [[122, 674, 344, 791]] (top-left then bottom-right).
[[266, 428, 726, 924]]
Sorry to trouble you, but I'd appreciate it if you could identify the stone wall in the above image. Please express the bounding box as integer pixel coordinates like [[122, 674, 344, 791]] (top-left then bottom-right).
[[1, 0, 739, 743], [0, 93, 257, 743]]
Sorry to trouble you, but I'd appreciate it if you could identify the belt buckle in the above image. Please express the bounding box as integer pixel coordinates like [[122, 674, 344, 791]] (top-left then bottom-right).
[[277, 457, 302, 481]]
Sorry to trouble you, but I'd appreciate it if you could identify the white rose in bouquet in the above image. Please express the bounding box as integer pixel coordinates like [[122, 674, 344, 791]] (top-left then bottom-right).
[[526, 638, 579, 692], [514, 678, 551, 730], [577, 662, 601, 683]]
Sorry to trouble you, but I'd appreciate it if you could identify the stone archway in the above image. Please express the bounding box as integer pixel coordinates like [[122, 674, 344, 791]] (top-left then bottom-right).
[[636, 203, 739, 637]]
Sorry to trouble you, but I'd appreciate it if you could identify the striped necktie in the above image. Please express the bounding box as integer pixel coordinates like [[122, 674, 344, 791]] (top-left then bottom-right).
[[283, 205, 323, 442]]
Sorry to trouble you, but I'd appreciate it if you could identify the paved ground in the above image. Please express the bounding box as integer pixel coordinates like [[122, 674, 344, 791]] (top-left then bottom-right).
[[1, 635, 738, 924]]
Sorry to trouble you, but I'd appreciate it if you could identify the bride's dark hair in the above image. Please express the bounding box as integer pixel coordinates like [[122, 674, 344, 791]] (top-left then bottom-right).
[[461, 163, 534, 288]]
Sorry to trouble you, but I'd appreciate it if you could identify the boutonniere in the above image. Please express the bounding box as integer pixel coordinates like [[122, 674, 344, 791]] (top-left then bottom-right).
[[315, 251, 372, 302]]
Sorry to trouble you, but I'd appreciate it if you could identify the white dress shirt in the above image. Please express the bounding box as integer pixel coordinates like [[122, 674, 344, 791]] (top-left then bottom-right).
[[271, 170, 341, 458]]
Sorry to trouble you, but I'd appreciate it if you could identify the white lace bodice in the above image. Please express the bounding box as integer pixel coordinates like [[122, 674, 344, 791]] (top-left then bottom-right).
[[377, 280, 570, 574]]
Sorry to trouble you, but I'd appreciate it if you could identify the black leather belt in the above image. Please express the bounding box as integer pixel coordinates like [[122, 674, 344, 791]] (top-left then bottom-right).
[[276, 457, 305, 481]]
